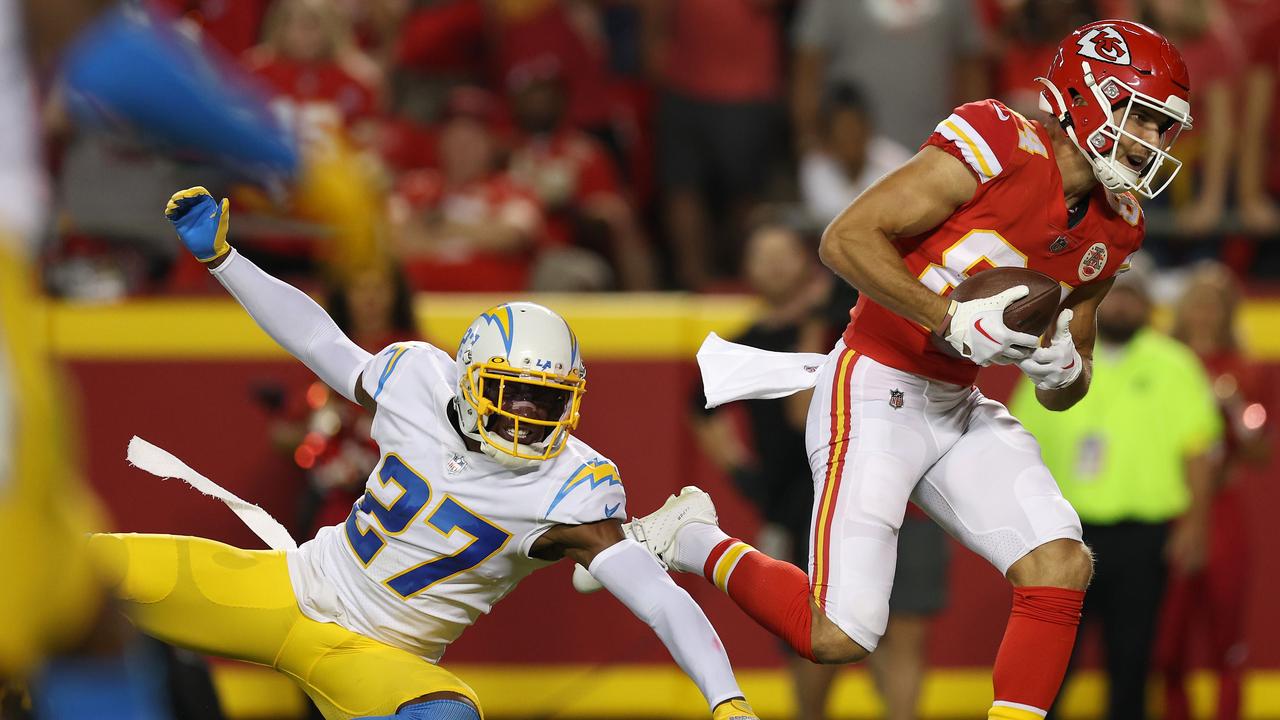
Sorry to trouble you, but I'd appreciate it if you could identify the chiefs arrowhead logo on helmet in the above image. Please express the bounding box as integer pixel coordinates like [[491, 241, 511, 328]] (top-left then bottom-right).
[[1076, 26, 1131, 66]]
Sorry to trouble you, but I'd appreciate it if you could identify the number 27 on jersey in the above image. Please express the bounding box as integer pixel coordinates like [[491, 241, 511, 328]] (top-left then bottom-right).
[[344, 454, 512, 599]]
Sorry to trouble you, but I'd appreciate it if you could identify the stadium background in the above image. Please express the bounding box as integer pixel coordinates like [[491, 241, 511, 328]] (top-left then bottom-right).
[[59, 295, 1280, 719], [25, 0, 1280, 717]]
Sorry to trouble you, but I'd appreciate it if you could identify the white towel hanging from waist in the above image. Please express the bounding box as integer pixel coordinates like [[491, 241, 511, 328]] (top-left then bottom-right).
[[696, 332, 832, 408]]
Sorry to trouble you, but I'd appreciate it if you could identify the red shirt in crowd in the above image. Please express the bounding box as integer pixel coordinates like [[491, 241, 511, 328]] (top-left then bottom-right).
[[395, 0, 487, 76], [369, 117, 440, 175], [395, 169, 549, 292], [508, 129, 622, 244], [1223, 0, 1280, 67], [1174, 18, 1245, 97], [660, 0, 781, 103], [1200, 350, 1269, 468], [995, 41, 1059, 111], [150, 0, 272, 57], [246, 55, 378, 136], [490, 0, 614, 130], [1222, 0, 1280, 194]]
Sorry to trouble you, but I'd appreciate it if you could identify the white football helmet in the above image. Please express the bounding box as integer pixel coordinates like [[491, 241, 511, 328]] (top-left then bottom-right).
[[454, 302, 585, 468]]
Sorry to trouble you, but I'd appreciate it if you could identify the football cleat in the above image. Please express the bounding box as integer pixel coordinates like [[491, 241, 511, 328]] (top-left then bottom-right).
[[628, 486, 720, 571], [712, 698, 759, 720], [572, 486, 720, 593]]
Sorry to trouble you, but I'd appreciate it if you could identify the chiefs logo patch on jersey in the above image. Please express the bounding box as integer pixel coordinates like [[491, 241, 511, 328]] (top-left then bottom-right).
[[1079, 242, 1109, 281], [1076, 26, 1131, 66]]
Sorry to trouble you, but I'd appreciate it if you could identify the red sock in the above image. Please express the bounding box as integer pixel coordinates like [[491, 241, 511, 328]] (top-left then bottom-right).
[[991, 586, 1085, 716], [704, 538, 815, 661]]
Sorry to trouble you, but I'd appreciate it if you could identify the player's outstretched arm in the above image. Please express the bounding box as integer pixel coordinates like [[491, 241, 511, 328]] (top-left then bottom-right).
[[165, 187, 374, 410], [540, 521, 758, 720]]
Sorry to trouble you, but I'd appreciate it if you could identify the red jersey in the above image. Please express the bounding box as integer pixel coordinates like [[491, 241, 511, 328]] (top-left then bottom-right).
[[509, 129, 623, 246], [509, 130, 621, 207], [662, 0, 781, 103], [843, 100, 1145, 386], [395, 169, 547, 293], [490, 1, 614, 130], [150, 0, 271, 57], [247, 56, 377, 134], [1199, 351, 1269, 466]]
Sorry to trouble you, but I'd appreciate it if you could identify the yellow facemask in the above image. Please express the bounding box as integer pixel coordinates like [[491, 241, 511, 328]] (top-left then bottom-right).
[[460, 359, 586, 462]]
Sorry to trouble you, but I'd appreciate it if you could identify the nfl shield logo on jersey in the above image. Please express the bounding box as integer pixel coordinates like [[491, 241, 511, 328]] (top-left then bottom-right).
[[889, 389, 905, 409], [1049, 235, 1069, 253], [446, 452, 467, 475], [1078, 242, 1109, 281]]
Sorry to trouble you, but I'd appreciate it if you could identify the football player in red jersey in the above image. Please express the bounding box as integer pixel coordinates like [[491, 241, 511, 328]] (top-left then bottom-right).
[[593, 20, 1193, 720]]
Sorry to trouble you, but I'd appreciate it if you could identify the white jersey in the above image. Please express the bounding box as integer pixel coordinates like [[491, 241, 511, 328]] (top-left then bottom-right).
[[287, 341, 626, 662]]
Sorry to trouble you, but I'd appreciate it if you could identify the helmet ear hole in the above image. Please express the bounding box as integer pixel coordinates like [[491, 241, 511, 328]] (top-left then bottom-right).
[[1069, 89, 1088, 107]]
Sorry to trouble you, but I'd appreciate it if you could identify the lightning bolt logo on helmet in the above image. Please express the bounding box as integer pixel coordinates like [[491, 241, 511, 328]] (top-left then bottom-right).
[[478, 304, 515, 354], [453, 302, 586, 468]]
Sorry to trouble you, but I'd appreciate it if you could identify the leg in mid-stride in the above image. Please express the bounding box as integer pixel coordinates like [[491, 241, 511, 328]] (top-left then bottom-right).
[[621, 347, 1092, 720]]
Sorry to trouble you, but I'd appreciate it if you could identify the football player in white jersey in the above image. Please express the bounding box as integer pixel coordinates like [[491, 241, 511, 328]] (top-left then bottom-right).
[[86, 187, 760, 720]]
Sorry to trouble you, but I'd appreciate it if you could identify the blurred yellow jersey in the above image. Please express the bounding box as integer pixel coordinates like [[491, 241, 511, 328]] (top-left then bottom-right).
[[0, 0, 105, 676], [0, 243, 105, 676]]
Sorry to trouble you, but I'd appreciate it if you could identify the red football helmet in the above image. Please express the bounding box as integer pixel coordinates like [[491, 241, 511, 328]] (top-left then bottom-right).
[[1037, 20, 1193, 199]]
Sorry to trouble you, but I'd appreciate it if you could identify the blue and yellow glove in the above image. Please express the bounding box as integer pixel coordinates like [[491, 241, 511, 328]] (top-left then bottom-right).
[[165, 186, 231, 263], [712, 699, 759, 720]]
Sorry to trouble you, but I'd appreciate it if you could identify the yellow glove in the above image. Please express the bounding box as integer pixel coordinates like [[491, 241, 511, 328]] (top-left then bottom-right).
[[712, 698, 759, 720], [164, 186, 231, 263]]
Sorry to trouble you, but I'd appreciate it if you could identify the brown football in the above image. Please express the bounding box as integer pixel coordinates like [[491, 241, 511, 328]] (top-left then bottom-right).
[[952, 267, 1062, 335], [934, 267, 1062, 358]]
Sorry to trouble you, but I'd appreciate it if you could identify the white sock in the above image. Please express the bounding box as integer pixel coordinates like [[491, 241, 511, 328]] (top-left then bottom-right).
[[673, 522, 731, 576]]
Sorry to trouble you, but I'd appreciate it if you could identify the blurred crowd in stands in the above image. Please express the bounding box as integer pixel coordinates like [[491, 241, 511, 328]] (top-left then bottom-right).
[[35, 0, 1280, 301]]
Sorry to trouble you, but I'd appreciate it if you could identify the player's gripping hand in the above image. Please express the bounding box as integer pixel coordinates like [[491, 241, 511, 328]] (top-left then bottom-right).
[[1017, 310, 1083, 390], [165, 186, 231, 263], [942, 286, 1040, 366], [712, 699, 758, 720]]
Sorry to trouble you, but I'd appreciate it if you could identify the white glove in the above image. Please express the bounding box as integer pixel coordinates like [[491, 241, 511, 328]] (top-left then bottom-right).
[[1017, 310, 1083, 390], [942, 286, 1041, 366]]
